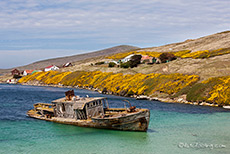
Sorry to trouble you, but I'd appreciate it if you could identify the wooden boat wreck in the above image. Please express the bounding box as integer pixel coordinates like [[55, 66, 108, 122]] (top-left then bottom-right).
[[27, 90, 150, 132]]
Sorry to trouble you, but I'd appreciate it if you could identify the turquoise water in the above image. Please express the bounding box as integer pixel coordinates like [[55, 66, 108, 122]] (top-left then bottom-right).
[[0, 84, 229, 154]]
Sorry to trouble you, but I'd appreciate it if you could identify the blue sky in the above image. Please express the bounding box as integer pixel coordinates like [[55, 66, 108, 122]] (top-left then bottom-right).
[[0, 0, 229, 69]]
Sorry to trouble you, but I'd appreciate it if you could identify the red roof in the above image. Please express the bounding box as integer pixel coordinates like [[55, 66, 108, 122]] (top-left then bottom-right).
[[45, 65, 54, 69], [141, 55, 153, 60], [11, 69, 20, 75], [11, 69, 20, 73], [24, 70, 34, 74]]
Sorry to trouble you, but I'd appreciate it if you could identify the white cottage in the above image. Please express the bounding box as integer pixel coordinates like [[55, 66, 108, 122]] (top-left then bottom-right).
[[121, 54, 135, 63], [23, 70, 34, 76], [44, 65, 59, 72]]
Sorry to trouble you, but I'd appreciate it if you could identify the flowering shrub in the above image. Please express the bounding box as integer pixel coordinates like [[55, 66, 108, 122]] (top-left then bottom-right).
[[106, 51, 160, 60], [203, 77, 230, 105], [19, 71, 200, 97], [185, 76, 230, 105], [20, 70, 230, 105], [106, 48, 230, 60]]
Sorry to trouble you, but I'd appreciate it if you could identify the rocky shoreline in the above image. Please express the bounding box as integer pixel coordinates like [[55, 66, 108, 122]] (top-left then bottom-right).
[[15, 81, 226, 109]]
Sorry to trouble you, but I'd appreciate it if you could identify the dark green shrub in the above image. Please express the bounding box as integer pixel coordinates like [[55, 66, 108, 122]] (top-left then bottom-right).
[[108, 62, 116, 67], [95, 61, 105, 65], [120, 62, 130, 68], [171, 86, 192, 99], [186, 83, 208, 102], [159, 53, 177, 63], [130, 55, 142, 68], [13, 74, 22, 79], [120, 55, 141, 68]]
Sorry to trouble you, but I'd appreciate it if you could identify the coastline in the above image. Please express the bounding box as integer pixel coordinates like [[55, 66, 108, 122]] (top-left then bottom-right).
[[16, 81, 222, 108]]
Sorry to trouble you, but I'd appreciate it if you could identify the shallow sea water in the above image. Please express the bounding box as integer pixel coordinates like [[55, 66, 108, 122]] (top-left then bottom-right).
[[0, 84, 229, 154]]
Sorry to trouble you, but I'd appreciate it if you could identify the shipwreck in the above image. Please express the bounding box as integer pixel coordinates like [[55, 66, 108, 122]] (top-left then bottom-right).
[[27, 90, 150, 131]]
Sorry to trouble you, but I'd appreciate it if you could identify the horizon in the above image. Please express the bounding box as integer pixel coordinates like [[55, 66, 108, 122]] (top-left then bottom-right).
[[0, 0, 229, 69]]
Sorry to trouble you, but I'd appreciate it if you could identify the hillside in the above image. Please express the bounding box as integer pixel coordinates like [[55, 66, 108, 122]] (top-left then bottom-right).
[[60, 53, 230, 81], [0, 45, 138, 74], [138, 31, 230, 53], [4, 30, 230, 106], [61, 31, 230, 81], [2, 31, 230, 75]]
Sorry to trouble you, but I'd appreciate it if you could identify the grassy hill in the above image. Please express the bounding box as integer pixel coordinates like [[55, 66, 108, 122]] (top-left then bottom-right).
[[5, 30, 230, 106], [137, 31, 230, 53], [60, 31, 230, 81]]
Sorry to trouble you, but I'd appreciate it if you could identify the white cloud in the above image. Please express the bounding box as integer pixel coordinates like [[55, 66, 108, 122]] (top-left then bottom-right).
[[0, 0, 229, 68], [0, 0, 228, 29]]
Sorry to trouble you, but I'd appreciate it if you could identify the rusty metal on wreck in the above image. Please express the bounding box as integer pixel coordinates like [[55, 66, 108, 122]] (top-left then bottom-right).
[[27, 90, 150, 132]]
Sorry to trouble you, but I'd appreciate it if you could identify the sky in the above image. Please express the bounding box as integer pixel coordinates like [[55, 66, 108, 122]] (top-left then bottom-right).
[[0, 0, 229, 69]]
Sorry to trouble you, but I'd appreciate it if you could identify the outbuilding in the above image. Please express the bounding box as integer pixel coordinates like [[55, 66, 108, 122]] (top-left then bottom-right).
[[44, 65, 59, 72], [63, 62, 73, 67], [121, 54, 135, 63], [23, 70, 34, 76], [141, 55, 153, 63], [11, 69, 20, 76]]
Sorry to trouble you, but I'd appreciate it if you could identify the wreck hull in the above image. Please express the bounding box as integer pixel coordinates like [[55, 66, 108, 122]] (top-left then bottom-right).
[[27, 108, 150, 132]]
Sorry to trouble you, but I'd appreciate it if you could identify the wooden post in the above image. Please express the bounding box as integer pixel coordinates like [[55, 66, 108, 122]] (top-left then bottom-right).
[[106, 99, 109, 109]]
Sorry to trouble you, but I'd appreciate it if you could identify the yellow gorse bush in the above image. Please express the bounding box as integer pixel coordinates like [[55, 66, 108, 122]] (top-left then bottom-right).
[[106, 50, 192, 60], [106, 48, 230, 60], [106, 51, 161, 60], [19, 70, 230, 105], [204, 76, 230, 105], [18, 71, 70, 85], [19, 71, 199, 96]]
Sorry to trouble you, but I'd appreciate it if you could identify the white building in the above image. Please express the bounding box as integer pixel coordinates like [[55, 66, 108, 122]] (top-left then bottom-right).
[[121, 54, 135, 63], [104, 60, 119, 65], [44, 65, 59, 72], [63, 62, 73, 67], [23, 70, 34, 76]]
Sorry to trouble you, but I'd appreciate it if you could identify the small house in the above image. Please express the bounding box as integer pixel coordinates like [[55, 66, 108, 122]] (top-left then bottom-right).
[[107, 60, 119, 65], [11, 69, 20, 76], [121, 54, 135, 63], [141, 55, 153, 63], [7, 78, 17, 84], [155, 58, 162, 64], [23, 70, 34, 76], [63, 62, 73, 68], [44, 65, 59, 72]]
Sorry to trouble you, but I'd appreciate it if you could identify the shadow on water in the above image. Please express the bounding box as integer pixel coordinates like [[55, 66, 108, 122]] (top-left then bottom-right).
[[147, 129, 156, 133], [0, 119, 152, 144]]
